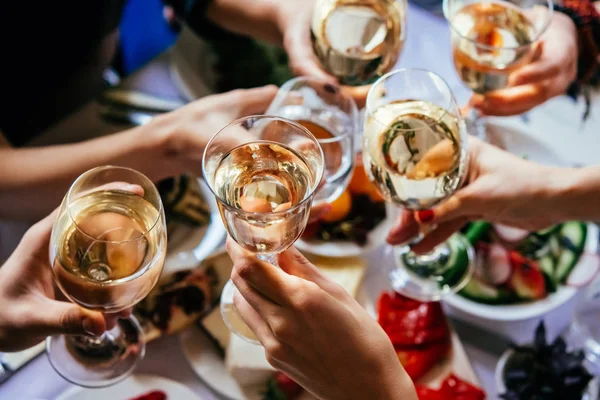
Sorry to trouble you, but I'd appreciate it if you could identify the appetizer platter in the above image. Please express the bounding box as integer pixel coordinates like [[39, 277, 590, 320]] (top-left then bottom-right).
[[296, 156, 396, 257], [56, 374, 203, 400], [157, 174, 226, 273]]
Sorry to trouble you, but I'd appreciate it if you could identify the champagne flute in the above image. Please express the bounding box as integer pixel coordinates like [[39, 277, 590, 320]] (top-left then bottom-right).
[[363, 68, 473, 301], [47, 166, 167, 387], [266, 77, 358, 204], [311, 0, 407, 91], [203, 116, 324, 343], [443, 0, 553, 142]]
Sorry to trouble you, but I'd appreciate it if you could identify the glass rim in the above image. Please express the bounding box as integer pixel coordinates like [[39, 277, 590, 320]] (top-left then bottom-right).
[[202, 115, 325, 217], [65, 165, 164, 245], [272, 76, 359, 143], [365, 68, 458, 132], [443, 0, 554, 52]]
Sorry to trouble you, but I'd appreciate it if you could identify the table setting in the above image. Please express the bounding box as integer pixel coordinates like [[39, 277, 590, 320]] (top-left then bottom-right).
[[1, 1, 600, 400]]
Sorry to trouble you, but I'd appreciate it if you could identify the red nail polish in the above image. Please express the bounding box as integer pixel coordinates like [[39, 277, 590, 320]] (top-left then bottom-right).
[[416, 210, 435, 224]]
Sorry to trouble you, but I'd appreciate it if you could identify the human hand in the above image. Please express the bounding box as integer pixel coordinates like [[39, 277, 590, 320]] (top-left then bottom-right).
[[0, 213, 117, 351], [387, 138, 570, 253], [142, 86, 278, 180], [471, 11, 577, 116], [274, 0, 336, 82], [226, 239, 417, 400]]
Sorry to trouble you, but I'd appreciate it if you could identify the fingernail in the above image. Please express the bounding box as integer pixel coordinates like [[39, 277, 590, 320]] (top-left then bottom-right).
[[323, 83, 338, 94], [83, 318, 97, 336], [416, 210, 435, 224]]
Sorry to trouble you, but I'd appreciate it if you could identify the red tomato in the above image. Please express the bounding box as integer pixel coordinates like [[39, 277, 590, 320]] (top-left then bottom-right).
[[396, 340, 451, 381]]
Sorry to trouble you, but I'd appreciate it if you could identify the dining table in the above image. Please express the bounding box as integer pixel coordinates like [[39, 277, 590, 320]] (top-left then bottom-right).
[[1, 4, 599, 400]]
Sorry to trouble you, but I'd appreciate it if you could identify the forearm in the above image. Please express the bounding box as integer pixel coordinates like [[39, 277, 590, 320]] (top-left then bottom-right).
[[0, 126, 170, 221], [549, 166, 600, 222], [205, 0, 281, 44]]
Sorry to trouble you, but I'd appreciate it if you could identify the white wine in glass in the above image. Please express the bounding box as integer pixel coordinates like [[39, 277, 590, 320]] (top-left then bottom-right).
[[444, 0, 553, 141], [203, 116, 324, 343], [364, 69, 473, 301], [48, 166, 167, 388], [311, 0, 406, 87]]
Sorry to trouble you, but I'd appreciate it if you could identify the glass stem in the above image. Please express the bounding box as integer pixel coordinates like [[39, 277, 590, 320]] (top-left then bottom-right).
[[467, 106, 488, 142], [257, 253, 280, 268]]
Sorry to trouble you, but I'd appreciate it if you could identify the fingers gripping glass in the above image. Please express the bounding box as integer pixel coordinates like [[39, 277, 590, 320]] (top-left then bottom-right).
[[443, 0, 553, 143], [203, 116, 324, 344], [266, 76, 358, 205], [364, 68, 474, 301], [47, 166, 167, 387]]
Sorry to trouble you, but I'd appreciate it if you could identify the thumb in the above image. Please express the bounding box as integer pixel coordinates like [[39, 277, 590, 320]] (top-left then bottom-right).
[[235, 86, 279, 116], [417, 190, 476, 226], [38, 300, 107, 337]]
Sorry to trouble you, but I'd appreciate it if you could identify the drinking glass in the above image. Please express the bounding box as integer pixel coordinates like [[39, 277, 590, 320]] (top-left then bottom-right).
[[443, 0, 553, 143], [363, 68, 473, 301], [311, 0, 407, 89], [266, 77, 358, 204], [47, 166, 167, 387], [203, 116, 324, 343]]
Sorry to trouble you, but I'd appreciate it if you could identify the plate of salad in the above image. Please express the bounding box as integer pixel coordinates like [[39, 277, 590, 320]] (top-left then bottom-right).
[[444, 221, 599, 322]]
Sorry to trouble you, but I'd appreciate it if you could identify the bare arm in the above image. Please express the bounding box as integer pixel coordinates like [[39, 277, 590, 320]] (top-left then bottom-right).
[[552, 166, 600, 223], [0, 126, 171, 222]]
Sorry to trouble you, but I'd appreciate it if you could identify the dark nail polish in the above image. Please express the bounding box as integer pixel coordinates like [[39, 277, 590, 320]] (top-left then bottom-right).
[[416, 210, 435, 224], [323, 83, 338, 94]]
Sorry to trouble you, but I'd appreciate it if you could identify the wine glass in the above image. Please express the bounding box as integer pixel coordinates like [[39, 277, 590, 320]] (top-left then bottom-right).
[[311, 0, 407, 106], [363, 68, 473, 301], [203, 116, 324, 343], [443, 0, 553, 143], [266, 76, 358, 204], [47, 166, 167, 387]]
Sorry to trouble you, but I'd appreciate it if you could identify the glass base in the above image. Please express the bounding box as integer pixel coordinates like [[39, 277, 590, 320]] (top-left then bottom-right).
[[46, 316, 144, 388], [220, 280, 260, 345], [390, 234, 474, 302]]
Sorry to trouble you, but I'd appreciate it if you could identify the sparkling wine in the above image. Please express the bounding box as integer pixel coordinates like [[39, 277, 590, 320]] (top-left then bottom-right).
[[52, 190, 166, 311], [213, 141, 315, 254], [311, 0, 405, 86], [451, 1, 536, 93], [363, 100, 465, 209]]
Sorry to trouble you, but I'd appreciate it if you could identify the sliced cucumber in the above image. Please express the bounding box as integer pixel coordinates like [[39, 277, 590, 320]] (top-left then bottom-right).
[[537, 224, 562, 238], [459, 277, 513, 304], [538, 255, 557, 293], [465, 221, 492, 245], [555, 222, 587, 283], [441, 234, 471, 288]]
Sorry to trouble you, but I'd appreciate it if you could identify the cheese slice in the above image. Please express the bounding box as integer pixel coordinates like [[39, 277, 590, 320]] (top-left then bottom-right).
[[308, 255, 366, 297], [201, 307, 230, 351], [226, 335, 276, 387]]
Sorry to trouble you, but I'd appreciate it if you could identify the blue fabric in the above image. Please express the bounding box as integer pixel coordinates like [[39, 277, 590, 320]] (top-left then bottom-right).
[[119, 0, 178, 74]]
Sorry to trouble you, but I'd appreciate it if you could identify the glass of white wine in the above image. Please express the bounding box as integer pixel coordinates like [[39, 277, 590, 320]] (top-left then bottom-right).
[[444, 0, 553, 142], [266, 77, 358, 204], [47, 166, 167, 387], [203, 116, 324, 343], [311, 0, 407, 88], [364, 68, 473, 301]]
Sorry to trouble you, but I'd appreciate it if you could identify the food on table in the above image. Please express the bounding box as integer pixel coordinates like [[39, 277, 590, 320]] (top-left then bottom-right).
[[459, 221, 588, 304], [415, 374, 485, 400], [301, 156, 386, 246], [263, 372, 304, 400], [128, 391, 167, 400], [377, 292, 452, 380], [199, 256, 366, 397], [134, 251, 233, 342], [157, 174, 211, 235], [500, 322, 593, 400]]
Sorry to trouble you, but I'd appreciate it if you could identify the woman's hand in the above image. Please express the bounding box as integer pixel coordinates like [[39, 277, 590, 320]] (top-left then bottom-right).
[[0, 213, 113, 351], [471, 11, 578, 116], [226, 239, 417, 400], [143, 85, 278, 180], [387, 138, 586, 253]]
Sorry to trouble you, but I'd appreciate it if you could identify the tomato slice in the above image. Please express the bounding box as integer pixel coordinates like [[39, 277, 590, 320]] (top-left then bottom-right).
[[441, 374, 486, 400], [415, 386, 444, 400], [396, 340, 451, 381]]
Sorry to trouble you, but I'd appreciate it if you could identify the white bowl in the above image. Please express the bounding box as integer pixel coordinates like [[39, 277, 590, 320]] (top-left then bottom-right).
[[444, 224, 599, 344]]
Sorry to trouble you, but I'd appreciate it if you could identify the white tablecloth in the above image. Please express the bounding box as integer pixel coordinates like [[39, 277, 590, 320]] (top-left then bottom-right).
[[1, 4, 599, 400]]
